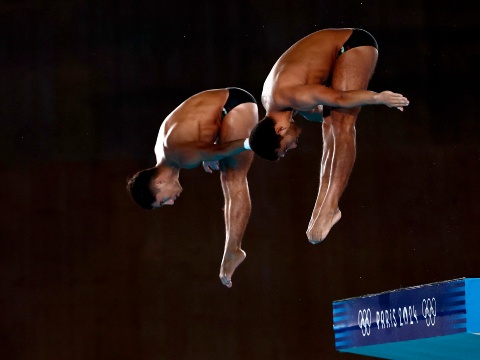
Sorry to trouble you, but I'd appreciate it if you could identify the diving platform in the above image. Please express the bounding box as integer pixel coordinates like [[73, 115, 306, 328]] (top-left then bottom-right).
[[332, 278, 480, 359]]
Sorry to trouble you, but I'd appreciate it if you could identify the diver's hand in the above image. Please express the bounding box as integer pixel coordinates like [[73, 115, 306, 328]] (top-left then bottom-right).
[[375, 91, 410, 111], [203, 161, 219, 173]]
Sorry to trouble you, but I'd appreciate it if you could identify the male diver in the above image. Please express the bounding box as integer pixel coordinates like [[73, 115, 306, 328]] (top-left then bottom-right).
[[248, 28, 410, 243], [127, 87, 257, 288]]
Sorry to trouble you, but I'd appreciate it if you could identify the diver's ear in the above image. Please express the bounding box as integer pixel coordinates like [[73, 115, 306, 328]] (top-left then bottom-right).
[[275, 125, 287, 135], [151, 176, 166, 187]]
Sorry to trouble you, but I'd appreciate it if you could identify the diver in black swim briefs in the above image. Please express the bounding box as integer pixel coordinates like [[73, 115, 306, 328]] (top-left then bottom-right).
[[249, 27, 409, 245], [126, 87, 258, 288]]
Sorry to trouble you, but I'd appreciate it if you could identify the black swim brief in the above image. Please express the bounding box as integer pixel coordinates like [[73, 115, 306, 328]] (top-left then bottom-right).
[[222, 87, 257, 118], [337, 28, 378, 58]]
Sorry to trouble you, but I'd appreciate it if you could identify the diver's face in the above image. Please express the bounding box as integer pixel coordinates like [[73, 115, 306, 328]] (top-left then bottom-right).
[[276, 124, 301, 158], [151, 180, 183, 208]]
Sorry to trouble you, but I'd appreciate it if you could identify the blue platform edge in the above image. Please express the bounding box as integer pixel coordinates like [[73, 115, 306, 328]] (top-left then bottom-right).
[[332, 278, 480, 359]]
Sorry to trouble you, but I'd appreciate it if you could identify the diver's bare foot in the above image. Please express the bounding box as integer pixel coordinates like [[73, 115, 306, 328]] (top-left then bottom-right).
[[306, 209, 342, 244], [219, 248, 246, 288]]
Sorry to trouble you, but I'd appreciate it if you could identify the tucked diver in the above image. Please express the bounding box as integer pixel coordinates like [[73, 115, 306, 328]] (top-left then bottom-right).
[[248, 27, 409, 243], [127, 88, 258, 288]]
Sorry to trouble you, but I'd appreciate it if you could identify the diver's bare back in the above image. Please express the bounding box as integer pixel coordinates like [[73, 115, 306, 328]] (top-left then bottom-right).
[[262, 28, 353, 111], [155, 89, 229, 163]]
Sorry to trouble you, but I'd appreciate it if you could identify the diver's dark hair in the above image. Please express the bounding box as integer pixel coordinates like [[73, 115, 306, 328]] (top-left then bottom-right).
[[126, 167, 158, 210], [248, 116, 282, 161]]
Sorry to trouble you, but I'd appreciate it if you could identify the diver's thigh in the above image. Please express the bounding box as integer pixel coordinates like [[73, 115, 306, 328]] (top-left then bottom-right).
[[331, 46, 378, 91], [219, 103, 258, 142], [219, 103, 257, 171]]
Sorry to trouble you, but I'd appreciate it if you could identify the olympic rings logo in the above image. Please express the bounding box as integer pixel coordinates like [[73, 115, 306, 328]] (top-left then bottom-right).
[[422, 298, 436, 326], [358, 308, 372, 336]]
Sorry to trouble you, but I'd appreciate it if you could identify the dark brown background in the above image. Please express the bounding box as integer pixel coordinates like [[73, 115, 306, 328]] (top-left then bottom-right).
[[1, 0, 478, 359]]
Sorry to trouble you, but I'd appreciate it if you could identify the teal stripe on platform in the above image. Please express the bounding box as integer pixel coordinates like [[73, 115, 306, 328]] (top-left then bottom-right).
[[341, 333, 480, 360]]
